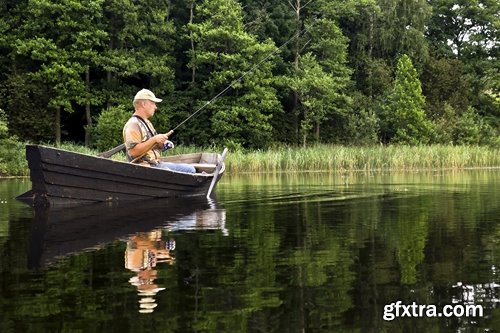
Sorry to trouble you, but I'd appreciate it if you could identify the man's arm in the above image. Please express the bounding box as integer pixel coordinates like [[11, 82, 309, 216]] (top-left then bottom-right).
[[128, 134, 168, 158]]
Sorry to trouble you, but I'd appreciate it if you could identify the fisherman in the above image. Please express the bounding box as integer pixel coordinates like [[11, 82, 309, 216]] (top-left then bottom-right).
[[123, 88, 196, 173]]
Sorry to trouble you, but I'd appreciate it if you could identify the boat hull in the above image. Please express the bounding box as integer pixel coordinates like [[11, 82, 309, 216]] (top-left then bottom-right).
[[19, 145, 225, 206]]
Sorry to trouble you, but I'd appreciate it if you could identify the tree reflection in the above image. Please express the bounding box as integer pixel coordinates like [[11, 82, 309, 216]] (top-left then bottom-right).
[[381, 196, 429, 285], [1, 172, 500, 332]]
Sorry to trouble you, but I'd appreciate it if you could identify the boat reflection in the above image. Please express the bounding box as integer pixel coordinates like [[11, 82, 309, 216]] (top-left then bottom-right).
[[28, 197, 227, 270]]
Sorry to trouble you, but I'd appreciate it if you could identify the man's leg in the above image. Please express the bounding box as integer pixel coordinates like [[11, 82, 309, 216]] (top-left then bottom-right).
[[154, 162, 196, 174]]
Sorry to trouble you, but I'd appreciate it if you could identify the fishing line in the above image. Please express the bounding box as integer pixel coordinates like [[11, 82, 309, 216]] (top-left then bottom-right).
[[171, 25, 311, 131]]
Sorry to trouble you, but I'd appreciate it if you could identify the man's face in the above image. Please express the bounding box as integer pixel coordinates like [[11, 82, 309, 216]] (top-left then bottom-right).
[[143, 100, 157, 117]]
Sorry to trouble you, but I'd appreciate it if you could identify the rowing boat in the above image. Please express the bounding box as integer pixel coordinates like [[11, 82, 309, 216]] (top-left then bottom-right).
[[17, 144, 226, 207]]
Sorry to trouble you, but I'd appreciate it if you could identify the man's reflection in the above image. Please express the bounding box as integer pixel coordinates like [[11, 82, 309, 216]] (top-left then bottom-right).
[[124, 229, 175, 314]]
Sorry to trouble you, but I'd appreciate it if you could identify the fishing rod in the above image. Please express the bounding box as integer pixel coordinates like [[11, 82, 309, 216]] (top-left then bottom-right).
[[100, 25, 311, 158]]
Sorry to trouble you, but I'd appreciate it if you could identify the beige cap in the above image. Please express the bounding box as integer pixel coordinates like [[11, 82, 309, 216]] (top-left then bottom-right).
[[133, 89, 162, 103]]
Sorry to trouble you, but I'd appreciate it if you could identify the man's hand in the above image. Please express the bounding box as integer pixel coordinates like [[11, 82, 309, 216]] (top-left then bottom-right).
[[129, 129, 175, 159], [153, 130, 174, 144], [153, 133, 169, 144]]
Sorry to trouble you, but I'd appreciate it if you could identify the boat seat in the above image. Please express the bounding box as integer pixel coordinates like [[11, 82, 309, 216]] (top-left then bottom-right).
[[191, 163, 217, 174], [199, 153, 218, 165]]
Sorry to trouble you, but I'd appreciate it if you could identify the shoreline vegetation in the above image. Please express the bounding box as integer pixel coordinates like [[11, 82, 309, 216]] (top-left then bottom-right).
[[1, 141, 499, 177], [228, 144, 500, 173]]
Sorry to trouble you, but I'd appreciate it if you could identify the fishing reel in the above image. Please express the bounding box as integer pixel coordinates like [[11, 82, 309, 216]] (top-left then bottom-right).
[[163, 140, 174, 151]]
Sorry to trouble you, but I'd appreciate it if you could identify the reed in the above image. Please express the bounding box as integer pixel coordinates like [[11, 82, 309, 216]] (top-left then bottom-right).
[[2, 142, 499, 177], [39, 143, 500, 173], [225, 144, 500, 173]]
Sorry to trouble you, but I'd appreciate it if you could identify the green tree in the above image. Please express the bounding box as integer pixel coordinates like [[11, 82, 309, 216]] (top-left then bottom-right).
[[422, 56, 470, 119], [343, 92, 381, 145], [427, 0, 499, 59], [338, 1, 381, 99], [0, 74, 54, 142], [0, 0, 19, 77], [374, 0, 431, 66], [0, 109, 8, 139], [15, 0, 107, 144], [338, 0, 432, 145], [0, 0, 54, 142], [426, 0, 500, 143], [380, 54, 431, 144], [286, 53, 340, 146], [453, 107, 491, 145], [185, 0, 281, 149], [280, 0, 353, 146], [239, 0, 306, 145], [239, 0, 296, 46], [340, 0, 431, 94], [99, 0, 176, 107], [306, 15, 353, 144]]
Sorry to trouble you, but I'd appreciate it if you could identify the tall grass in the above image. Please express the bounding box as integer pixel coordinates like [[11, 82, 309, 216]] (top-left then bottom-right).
[[226, 144, 500, 173], [1, 142, 499, 177]]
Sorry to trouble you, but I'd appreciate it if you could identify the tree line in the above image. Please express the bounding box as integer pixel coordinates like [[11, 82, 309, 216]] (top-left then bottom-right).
[[0, 0, 498, 150]]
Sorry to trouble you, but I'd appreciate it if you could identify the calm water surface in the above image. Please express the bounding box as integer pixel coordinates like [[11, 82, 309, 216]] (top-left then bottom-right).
[[1, 170, 500, 332]]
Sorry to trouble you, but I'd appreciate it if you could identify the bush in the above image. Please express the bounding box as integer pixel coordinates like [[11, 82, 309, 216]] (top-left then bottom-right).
[[345, 94, 380, 145], [0, 109, 8, 139], [91, 106, 131, 151], [453, 107, 484, 145], [430, 103, 456, 144], [0, 138, 28, 176]]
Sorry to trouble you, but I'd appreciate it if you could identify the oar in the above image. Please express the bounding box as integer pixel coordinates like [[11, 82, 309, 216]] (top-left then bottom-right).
[[99, 143, 125, 158], [206, 148, 228, 199]]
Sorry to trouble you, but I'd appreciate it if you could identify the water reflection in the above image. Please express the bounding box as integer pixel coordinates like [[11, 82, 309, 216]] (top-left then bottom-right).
[[28, 197, 227, 269], [125, 230, 175, 314], [25, 195, 228, 316], [123, 207, 227, 314], [2, 171, 500, 332]]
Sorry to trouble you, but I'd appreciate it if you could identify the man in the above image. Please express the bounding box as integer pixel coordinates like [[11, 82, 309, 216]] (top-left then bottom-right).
[[123, 88, 196, 173]]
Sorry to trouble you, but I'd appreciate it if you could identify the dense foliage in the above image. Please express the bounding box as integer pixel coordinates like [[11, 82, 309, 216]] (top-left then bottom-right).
[[0, 0, 498, 149]]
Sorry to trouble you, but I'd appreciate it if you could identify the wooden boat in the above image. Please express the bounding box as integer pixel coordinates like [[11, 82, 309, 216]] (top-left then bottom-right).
[[28, 196, 227, 269], [17, 144, 227, 207]]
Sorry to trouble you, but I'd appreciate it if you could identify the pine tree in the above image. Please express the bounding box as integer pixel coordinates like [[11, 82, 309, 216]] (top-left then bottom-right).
[[380, 54, 431, 144]]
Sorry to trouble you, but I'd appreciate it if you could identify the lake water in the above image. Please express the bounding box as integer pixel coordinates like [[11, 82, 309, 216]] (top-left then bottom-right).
[[1, 170, 499, 332]]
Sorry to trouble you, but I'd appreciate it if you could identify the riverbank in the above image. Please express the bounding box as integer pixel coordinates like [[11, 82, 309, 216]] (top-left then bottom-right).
[[1, 141, 499, 177]]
